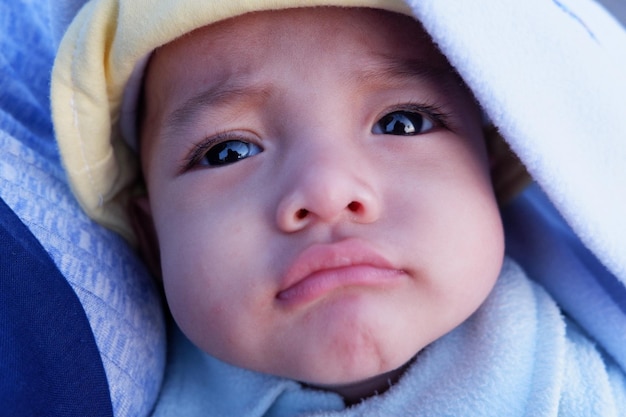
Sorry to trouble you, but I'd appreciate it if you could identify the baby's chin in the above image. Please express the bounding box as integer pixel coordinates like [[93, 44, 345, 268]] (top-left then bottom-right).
[[279, 337, 421, 396], [234, 292, 454, 396]]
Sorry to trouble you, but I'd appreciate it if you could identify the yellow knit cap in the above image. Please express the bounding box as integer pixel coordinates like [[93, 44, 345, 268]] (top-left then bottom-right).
[[51, 0, 413, 244]]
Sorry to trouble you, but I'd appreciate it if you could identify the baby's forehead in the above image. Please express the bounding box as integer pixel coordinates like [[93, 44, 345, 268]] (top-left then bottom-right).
[[138, 8, 476, 160], [152, 7, 445, 69], [146, 7, 458, 102]]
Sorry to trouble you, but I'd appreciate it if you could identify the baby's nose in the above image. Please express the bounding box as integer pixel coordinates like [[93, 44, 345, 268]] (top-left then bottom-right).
[[275, 145, 381, 233]]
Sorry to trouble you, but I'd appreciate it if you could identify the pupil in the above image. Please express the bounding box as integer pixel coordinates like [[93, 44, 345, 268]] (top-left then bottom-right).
[[383, 112, 419, 135], [213, 141, 249, 164]]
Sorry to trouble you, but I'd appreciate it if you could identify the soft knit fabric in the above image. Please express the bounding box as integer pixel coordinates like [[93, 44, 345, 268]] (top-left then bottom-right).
[[152, 258, 626, 416]]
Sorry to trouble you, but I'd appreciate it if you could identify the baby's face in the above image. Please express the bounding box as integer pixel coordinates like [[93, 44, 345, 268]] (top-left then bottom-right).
[[140, 7, 504, 394]]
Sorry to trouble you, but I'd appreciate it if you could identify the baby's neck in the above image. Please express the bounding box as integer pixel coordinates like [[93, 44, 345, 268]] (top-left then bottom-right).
[[310, 360, 412, 406]]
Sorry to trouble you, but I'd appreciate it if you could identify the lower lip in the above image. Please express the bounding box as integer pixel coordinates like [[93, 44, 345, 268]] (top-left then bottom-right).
[[276, 265, 404, 306]]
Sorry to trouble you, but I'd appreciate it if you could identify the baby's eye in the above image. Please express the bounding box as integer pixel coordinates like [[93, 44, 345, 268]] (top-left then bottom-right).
[[372, 110, 434, 136], [197, 140, 262, 167]]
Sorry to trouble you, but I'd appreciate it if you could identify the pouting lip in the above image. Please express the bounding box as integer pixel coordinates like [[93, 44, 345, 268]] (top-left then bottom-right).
[[276, 238, 403, 302]]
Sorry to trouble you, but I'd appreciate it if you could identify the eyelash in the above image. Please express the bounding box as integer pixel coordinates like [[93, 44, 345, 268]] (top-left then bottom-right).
[[380, 101, 451, 131], [180, 131, 259, 173]]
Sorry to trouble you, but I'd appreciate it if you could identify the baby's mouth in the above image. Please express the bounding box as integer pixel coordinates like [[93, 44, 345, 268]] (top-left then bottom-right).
[[276, 238, 405, 306]]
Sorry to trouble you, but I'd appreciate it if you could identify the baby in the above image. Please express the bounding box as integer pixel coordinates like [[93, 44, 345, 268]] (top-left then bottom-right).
[[51, 0, 626, 414], [134, 7, 503, 402]]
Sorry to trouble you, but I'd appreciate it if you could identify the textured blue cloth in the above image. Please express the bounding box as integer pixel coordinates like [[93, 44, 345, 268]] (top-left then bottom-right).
[[0, 1, 166, 415], [0, 197, 113, 417]]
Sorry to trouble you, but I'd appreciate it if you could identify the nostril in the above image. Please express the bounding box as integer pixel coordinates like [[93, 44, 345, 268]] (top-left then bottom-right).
[[296, 208, 309, 220], [347, 201, 362, 213]]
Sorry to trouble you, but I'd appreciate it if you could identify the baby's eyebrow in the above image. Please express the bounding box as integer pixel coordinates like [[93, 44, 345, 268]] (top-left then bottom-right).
[[163, 80, 272, 137], [161, 57, 464, 139], [356, 55, 464, 93]]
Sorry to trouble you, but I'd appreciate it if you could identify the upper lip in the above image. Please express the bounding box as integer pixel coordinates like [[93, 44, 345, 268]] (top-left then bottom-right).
[[277, 238, 400, 297]]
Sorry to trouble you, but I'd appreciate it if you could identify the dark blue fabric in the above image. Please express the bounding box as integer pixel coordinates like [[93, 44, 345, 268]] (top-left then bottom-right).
[[0, 197, 113, 417]]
